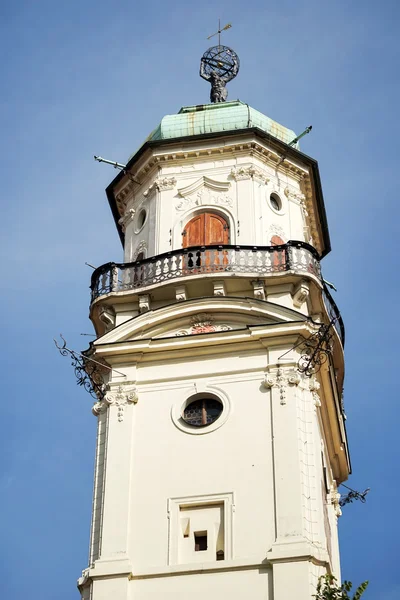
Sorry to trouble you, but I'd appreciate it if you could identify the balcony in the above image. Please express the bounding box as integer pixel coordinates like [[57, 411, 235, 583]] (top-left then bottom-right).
[[90, 241, 344, 345]]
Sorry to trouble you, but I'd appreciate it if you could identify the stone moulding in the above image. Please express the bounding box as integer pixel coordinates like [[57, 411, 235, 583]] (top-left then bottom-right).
[[176, 176, 232, 212], [230, 166, 270, 183], [143, 176, 177, 197], [263, 366, 301, 405], [118, 208, 135, 232], [92, 384, 138, 421], [263, 367, 322, 407]]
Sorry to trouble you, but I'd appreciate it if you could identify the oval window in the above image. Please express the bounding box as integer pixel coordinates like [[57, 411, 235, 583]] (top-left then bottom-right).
[[183, 397, 223, 427], [135, 209, 147, 232], [269, 193, 282, 212]]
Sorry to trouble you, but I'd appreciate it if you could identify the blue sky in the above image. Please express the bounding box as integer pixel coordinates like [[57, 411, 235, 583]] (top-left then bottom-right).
[[1, 1, 399, 598]]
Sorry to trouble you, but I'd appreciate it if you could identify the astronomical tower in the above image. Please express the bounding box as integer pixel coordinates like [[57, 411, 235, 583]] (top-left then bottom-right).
[[76, 41, 349, 600]]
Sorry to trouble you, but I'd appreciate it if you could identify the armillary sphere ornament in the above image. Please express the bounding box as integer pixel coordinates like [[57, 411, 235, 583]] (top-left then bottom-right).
[[200, 21, 240, 103]]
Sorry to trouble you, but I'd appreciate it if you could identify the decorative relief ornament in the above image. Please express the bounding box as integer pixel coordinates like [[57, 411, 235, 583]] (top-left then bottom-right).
[[92, 384, 138, 421], [133, 240, 147, 261], [176, 176, 232, 211], [98, 305, 116, 332], [329, 483, 342, 518], [263, 366, 301, 405], [176, 313, 232, 336], [284, 186, 306, 203], [230, 166, 269, 183], [267, 224, 286, 242], [143, 177, 177, 197], [118, 207, 136, 232], [309, 377, 321, 407]]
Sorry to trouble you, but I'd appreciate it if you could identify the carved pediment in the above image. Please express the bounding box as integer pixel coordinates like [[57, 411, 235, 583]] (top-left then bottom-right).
[[94, 298, 308, 346], [176, 176, 232, 212]]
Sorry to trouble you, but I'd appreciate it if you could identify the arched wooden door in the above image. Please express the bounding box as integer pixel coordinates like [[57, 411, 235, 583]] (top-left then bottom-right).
[[182, 212, 229, 247], [271, 235, 286, 271], [182, 212, 229, 271]]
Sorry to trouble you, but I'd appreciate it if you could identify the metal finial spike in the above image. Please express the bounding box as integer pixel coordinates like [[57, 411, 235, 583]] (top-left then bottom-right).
[[207, 22, 232, 41]]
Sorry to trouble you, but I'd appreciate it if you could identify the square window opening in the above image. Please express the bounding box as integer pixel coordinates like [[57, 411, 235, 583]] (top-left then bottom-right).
[[194, 532, 208, 552]]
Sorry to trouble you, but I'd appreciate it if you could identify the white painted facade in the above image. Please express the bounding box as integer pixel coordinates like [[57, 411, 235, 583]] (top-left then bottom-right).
[[78, 105, 349, 600]]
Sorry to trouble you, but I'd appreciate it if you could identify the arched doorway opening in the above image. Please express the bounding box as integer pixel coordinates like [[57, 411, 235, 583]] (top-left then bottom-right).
[[182, 212, 229, 247], [182, 212, 230, 271]]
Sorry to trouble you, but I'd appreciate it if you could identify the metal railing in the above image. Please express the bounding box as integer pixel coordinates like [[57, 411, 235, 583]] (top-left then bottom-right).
[[90, 241, 344, 345], [91, 240, 319, 293], [322, 285, 345, 346]]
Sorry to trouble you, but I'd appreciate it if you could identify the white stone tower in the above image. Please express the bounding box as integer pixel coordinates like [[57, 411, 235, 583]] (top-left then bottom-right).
[[77, 100, 349, 600]]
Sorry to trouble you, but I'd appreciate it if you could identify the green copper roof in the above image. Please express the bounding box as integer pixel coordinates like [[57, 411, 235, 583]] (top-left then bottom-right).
[[145, 100, 298, 147]]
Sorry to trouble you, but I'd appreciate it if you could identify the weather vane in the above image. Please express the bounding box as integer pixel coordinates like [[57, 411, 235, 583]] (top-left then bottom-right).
[[200, 19, 240, 104]]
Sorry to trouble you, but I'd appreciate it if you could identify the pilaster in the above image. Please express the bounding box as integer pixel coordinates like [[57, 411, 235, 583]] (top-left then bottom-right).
[[90, 382, 138, 576]]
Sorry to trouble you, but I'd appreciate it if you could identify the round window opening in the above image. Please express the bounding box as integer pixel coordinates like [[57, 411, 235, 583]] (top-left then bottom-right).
[[269, 193, 282, 212], [136, 209, 147, 232], [182, 397, 223, 428]]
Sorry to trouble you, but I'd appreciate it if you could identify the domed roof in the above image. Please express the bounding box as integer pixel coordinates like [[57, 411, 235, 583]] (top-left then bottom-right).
[[144, 100, 298, 148]]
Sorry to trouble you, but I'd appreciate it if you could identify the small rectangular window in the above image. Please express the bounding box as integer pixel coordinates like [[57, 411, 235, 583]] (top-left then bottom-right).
[[194, 532, 207, 551]]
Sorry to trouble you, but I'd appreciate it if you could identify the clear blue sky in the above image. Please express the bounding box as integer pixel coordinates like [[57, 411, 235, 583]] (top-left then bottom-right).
[[1, 1, 398, 598]]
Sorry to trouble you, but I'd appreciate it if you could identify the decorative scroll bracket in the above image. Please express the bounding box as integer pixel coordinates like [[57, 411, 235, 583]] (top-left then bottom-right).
[[263, 366, 301, 405], [297, 320, 335, 377], [54, 335, 109, 400], [92, 384, 138, 421]]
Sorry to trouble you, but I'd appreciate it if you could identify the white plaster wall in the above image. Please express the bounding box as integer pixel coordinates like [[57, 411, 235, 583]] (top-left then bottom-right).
[[128, 368, 275, 570], [85, 342, 340, 600], [122, 138, 309, 262], [129, 568, 272, 600]]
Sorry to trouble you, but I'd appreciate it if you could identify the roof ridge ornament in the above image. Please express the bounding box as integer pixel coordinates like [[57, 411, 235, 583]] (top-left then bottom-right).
[[200, 20, 239, 103]]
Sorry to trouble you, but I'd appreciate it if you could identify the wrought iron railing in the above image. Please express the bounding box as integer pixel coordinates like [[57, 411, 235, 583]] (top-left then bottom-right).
[[90, 241, 344, 344], [91, 240, 319, 294], [322, 285, 345, 346]]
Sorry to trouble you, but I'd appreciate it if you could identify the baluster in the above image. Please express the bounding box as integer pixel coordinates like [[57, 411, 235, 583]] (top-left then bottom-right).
[[256, 251, 263, 269], [170, 255, 177, 277], [239, 249, 246, 270], [214, 249, 220, 271], [289, 247, 298, 271], [300, 248, 307, 267], [141, 262, 149, 286], [111, 266, 118, 292], [155, 260, 162, 279], [196, 250, 202, 269], [147, 261, 155, 284], [229, 248, 236, 270], [177, 253, 183, 275], [121, 268, 129, 290], [101, 272, 108, 294], [129, 267, 136, 288], [163, 257, 169, 276], [265, 249, 272, 271], [248, 251, 254, 269]]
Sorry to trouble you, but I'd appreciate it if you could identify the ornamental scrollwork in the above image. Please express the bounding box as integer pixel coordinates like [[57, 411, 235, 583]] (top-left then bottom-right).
[[175, 186, 233, 211], [263, 366, 301, 405], [297, 321, 335, 377], [54, 335, 108, 400], [230, 166, 269, 183], [92, 384, 138, 421], [118, 207, 135, 232], [176, 313, 232, 336], [143, 177, 177, 197], [133, 240, 148, 261], [284, 186, 306, 203]]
